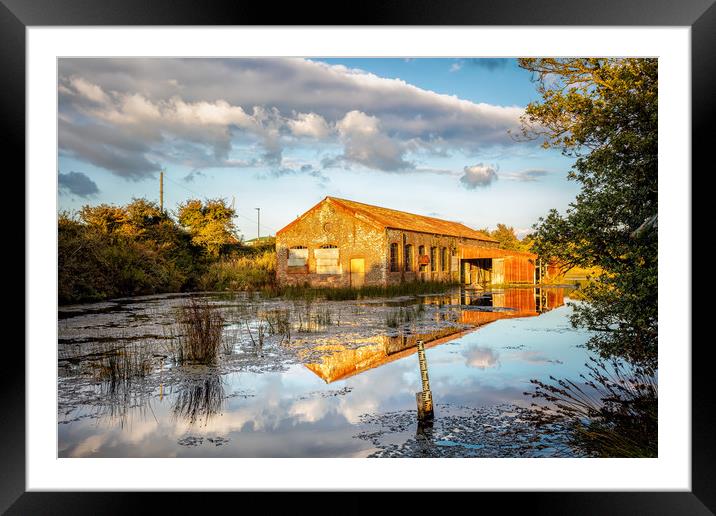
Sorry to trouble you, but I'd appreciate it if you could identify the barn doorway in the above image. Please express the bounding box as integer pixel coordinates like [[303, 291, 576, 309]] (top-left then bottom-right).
[[460, 258, 493, 288]]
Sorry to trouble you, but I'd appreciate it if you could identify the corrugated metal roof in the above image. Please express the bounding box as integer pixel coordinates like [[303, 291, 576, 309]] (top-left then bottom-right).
[[326, 197, 498, 242], [461, 246, 536, 259]]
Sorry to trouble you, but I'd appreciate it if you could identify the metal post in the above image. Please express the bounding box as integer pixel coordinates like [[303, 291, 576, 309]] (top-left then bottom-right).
[[159, 170, 164, 214], [255, 207, 260, 240], [415, 340, 434, 420]]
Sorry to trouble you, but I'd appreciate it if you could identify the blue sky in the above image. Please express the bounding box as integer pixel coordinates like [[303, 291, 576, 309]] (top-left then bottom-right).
[[58, 57, 577, 239]]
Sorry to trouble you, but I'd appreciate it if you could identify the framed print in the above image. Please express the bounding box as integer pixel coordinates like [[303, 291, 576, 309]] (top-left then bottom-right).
[[5, 0, 710, 513]]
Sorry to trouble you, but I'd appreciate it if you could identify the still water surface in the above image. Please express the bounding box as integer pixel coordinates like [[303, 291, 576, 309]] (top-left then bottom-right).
[[58, 287, 592, 457]]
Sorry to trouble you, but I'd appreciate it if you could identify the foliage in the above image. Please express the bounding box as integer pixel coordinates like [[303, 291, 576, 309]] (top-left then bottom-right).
[[517, 58, 658, 367], [479, 223, 533, 252], [177, 198, 240, 257], [525, 356, 657, 457], [59, 199, 200, 304], [269, 280, 457, 302], [198, 248, 277, 292]]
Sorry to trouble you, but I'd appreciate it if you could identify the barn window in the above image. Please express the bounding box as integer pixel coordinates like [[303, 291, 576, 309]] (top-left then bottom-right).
[[441, 247, 448, 271], [418, 245, 427, 272], [288, 246, 308, 266], [404, 244, 413, 272], [390, 243, 399, 272], [315, 245, 340, 274], [430, 247, 437, 272]]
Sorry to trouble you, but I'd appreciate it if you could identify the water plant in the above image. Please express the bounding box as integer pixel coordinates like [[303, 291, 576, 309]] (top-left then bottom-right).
[[174, 297, 225, 364], [385, 304, 426, 329], [525, 356, 657, 457], [93, 340, 153, 387], [172, 374, 225, 426]]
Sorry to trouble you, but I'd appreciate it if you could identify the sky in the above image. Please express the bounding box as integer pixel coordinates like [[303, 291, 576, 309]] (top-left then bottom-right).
[[57, 57, 578, 240]]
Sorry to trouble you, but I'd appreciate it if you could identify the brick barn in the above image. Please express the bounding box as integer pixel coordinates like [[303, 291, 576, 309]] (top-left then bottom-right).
[[275, 196, 537, 288]]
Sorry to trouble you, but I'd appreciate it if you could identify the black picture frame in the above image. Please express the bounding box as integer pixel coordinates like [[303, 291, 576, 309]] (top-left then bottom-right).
[[4, 0, 709, 513]]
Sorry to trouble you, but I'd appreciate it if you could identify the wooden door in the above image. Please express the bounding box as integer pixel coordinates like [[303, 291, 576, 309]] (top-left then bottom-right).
[[350, 258, 365, 288]]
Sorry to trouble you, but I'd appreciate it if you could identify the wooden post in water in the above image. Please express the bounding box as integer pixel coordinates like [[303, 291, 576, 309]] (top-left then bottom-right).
[[415, 340, 434, 421]]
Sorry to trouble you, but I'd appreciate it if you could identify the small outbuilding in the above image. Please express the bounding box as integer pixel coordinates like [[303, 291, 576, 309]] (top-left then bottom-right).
[[275, 196, 538, 288]]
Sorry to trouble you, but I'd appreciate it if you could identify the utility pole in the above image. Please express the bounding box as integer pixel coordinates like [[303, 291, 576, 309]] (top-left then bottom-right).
[[255, 207, 260, 241], [159, 170, 164, 214]]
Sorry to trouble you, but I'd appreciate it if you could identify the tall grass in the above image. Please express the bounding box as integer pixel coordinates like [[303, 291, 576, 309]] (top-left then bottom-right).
[[172, 374, 225, 425], [93, 341, 153, 389], [525, 356, 657, 457], [174, 298, 225, 364], [198, 249, 276, 291], [386, 304, 426, 328], [265, 280, 458, 302], [263, 309, 291, 342]]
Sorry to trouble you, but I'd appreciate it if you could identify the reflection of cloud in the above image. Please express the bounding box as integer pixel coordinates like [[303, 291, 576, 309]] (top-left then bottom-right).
[[69, 433, 109, 457], [511, 350, 563, 365], [462, 345, 500, 369], [289, 397, 330, 423]]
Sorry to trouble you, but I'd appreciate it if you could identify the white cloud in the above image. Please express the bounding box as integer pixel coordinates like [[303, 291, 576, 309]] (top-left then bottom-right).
[[69, 76, 110, 104], [58, 58, 528, 179], [287, 112, 331, 139], [331, 111, 413, 171], [500, 169, 549, 182], [460, 163, 498, 189]]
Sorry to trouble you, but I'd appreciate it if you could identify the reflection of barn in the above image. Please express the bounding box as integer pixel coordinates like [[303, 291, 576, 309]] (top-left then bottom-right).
[[276, 197, 539, 288], [303, 287, 566, 383]]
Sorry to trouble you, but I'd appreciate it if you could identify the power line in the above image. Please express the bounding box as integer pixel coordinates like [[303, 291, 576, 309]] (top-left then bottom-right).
[[162, 174, 279, 234]]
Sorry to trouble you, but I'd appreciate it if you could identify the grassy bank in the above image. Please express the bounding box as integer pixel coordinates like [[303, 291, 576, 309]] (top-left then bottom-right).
[[262, 280, 459, 301], [197, 248, 276, 292]]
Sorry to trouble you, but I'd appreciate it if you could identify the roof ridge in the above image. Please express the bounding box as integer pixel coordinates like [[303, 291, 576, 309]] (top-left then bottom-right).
[[329, 196, 470, 227], [326, 196, 497, 242]]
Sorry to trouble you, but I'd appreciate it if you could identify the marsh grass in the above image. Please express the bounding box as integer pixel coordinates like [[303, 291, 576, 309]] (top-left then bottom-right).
[[262, 280, 458, 301], [386, 304, 426, 328], [172, 374, 225, 425], [174, 298, 225, 364], [244, 320, 267, 356], [93, 340, 153, 387], [525, 356, 657, 457], [263, 309, 291, 343], [198, 249, 276, 292], [294, 301, 335, 333]]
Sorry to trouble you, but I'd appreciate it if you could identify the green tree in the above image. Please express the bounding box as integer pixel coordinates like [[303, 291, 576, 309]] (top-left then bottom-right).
[[517, 58, 657, 368], [177, 198, 239, 257], [492, 223, 526, 251], [78, 204, 126, 236], [479, 224, 532, 252], [59, 199, 199, 303]]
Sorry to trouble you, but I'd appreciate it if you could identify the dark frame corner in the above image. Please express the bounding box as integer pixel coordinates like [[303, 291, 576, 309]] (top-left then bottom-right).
[[5, 0, 710, 513]]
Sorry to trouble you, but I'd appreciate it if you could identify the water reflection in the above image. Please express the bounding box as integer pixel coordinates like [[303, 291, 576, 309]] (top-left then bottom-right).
[[58, 286, 589, 457], [462, 345, 500, 369], [172, 372, 225, 426], [305, 287, 565, 383]]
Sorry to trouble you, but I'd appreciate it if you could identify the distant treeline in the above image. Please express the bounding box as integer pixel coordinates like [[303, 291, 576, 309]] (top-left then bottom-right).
[[59, 198, 545, 305], [58, 198, 276, 304]]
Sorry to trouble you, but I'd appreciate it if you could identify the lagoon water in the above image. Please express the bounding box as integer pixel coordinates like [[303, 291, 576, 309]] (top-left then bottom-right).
[[58, 287, 594, 457]]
